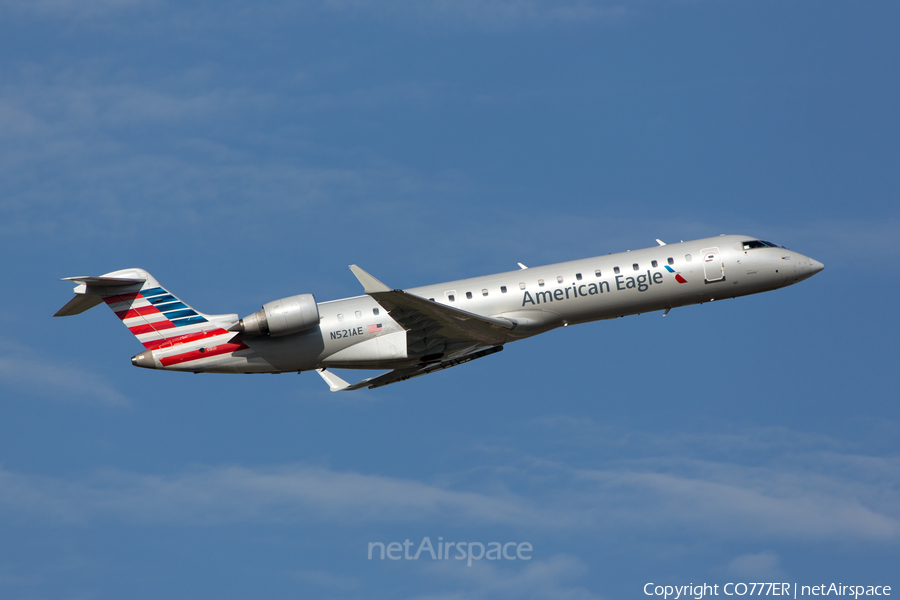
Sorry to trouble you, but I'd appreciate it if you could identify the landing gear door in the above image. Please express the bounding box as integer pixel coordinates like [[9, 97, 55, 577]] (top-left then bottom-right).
[[701, 247, 725, 282]]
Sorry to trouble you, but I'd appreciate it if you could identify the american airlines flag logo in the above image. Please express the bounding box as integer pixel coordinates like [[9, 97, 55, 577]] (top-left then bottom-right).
[[369, 323, 383, 333], [664, 265, 688, 283]]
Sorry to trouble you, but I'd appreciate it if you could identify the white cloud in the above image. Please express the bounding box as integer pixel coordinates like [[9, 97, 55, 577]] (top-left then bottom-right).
[[413, 554, 602, 600], [724, 551, 784, 581], [0, 464, 544, 526], [0, 67, 472, 241], [1, 429, 898, 544], [0, 342, 131, 407], [579, 466, 900, 540]]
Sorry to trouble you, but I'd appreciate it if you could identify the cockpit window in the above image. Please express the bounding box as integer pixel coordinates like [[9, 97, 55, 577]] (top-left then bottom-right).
[[742, 240, 784, 250]]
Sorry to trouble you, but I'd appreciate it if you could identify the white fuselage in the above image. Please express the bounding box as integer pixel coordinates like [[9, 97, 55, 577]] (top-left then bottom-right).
[[159, 235, 822, 374]]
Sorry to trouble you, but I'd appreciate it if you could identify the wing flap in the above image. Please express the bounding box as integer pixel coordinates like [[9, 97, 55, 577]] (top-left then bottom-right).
[[318, 346, 504, 391]]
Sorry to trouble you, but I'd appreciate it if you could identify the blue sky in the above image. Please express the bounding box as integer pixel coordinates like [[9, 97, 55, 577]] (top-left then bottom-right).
[[1, 1, 898, 598]]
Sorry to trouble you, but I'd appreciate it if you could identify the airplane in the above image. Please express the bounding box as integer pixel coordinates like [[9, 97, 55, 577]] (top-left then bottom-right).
[[55, 234, 823, 391]]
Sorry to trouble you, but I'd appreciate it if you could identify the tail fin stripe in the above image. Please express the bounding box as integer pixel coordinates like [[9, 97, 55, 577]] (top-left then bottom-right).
[[129, 321, 177, 336], [159, 341, 249, 367], [107, 298, 152, 313], [139, 334, 173, 346], [136, 318, 210, 342], [103, 293, 140, 306], [125, 313, 169, 327], [147, 294, 178, 305], [143, 328, 232, 350], [164, 309, 198, 320], [171, 316, 208, 326], [115, 305, 161, 320], [140, 287, 167, 298], [155, 301, 188, 312]]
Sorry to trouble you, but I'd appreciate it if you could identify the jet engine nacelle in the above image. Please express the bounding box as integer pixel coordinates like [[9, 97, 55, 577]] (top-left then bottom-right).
[[233, 294, 319, 337]]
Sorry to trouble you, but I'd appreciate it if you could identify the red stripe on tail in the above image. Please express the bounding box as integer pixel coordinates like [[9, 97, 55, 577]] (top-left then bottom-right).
[[103, 293, 141, 305], [115, 305, 161, 320], [129, 321, 177, 336], [142, 328, 230, 350], [159, 342, 249, 367]]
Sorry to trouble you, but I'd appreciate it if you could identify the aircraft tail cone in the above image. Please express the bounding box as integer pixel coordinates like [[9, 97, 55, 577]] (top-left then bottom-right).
[[131, 350, 158, 369]]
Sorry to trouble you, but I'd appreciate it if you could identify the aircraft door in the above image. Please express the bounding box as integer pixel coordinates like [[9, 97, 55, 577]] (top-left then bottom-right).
[[701, 247, 725, 282]]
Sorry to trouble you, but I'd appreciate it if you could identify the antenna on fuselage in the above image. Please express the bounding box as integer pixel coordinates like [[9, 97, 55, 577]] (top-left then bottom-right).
[[517, 263, 528, 270]]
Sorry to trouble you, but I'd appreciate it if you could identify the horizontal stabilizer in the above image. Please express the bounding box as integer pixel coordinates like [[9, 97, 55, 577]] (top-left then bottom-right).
[[54, 294, 105, 317], [62, 276, 146, 287], [54, 274, 148, 317]]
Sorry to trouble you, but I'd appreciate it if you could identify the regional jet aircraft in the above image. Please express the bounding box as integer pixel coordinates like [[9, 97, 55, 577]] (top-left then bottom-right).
[[55, 235, 823, 391]]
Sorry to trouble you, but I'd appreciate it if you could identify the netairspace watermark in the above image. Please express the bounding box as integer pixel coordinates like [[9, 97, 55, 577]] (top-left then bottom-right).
[[644, 582, 892, 599], [368, 537, 532, 567]]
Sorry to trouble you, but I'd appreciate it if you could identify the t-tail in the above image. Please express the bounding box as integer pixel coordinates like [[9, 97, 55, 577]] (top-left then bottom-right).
[[54, 268, 245, 370]]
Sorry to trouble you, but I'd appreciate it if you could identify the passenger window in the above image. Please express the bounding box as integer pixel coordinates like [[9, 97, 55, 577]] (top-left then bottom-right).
[[482, 289, 488, 296], [519, 282, 526, 290], [614, 267, 620, 274], [448, 294, 455, 302], [576, 273, 582, 281], [337, 314, 344, 322], [538, 279, 545, 287], [651, 260, 658, 268], [373, 308, 380, 315], [685, 254, 692, 262], [667, 257, 674, 265], [501, 286, 507, 293], [466, 292, 473, 299], [355, 310, 361, 318], [595, 269, 602, 277], [557, 276, 563, 284], [633, 263, 639, 271]]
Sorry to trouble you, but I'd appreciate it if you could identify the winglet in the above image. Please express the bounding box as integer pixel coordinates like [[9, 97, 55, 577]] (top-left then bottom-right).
[[348, 265, 391, 294], [316, 368, 351, 392]]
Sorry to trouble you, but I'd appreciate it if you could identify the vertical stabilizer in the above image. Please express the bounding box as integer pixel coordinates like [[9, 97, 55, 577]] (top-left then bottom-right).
[[56, 268, 238, 351]]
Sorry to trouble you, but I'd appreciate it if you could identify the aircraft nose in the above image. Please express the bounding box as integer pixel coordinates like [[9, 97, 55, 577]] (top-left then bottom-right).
[[809, 258, 824, 275]]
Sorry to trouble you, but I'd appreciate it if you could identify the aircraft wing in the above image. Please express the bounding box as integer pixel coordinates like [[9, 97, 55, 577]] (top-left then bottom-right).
[[317, 346, 503, 391], [349, 265, 513, 349]]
